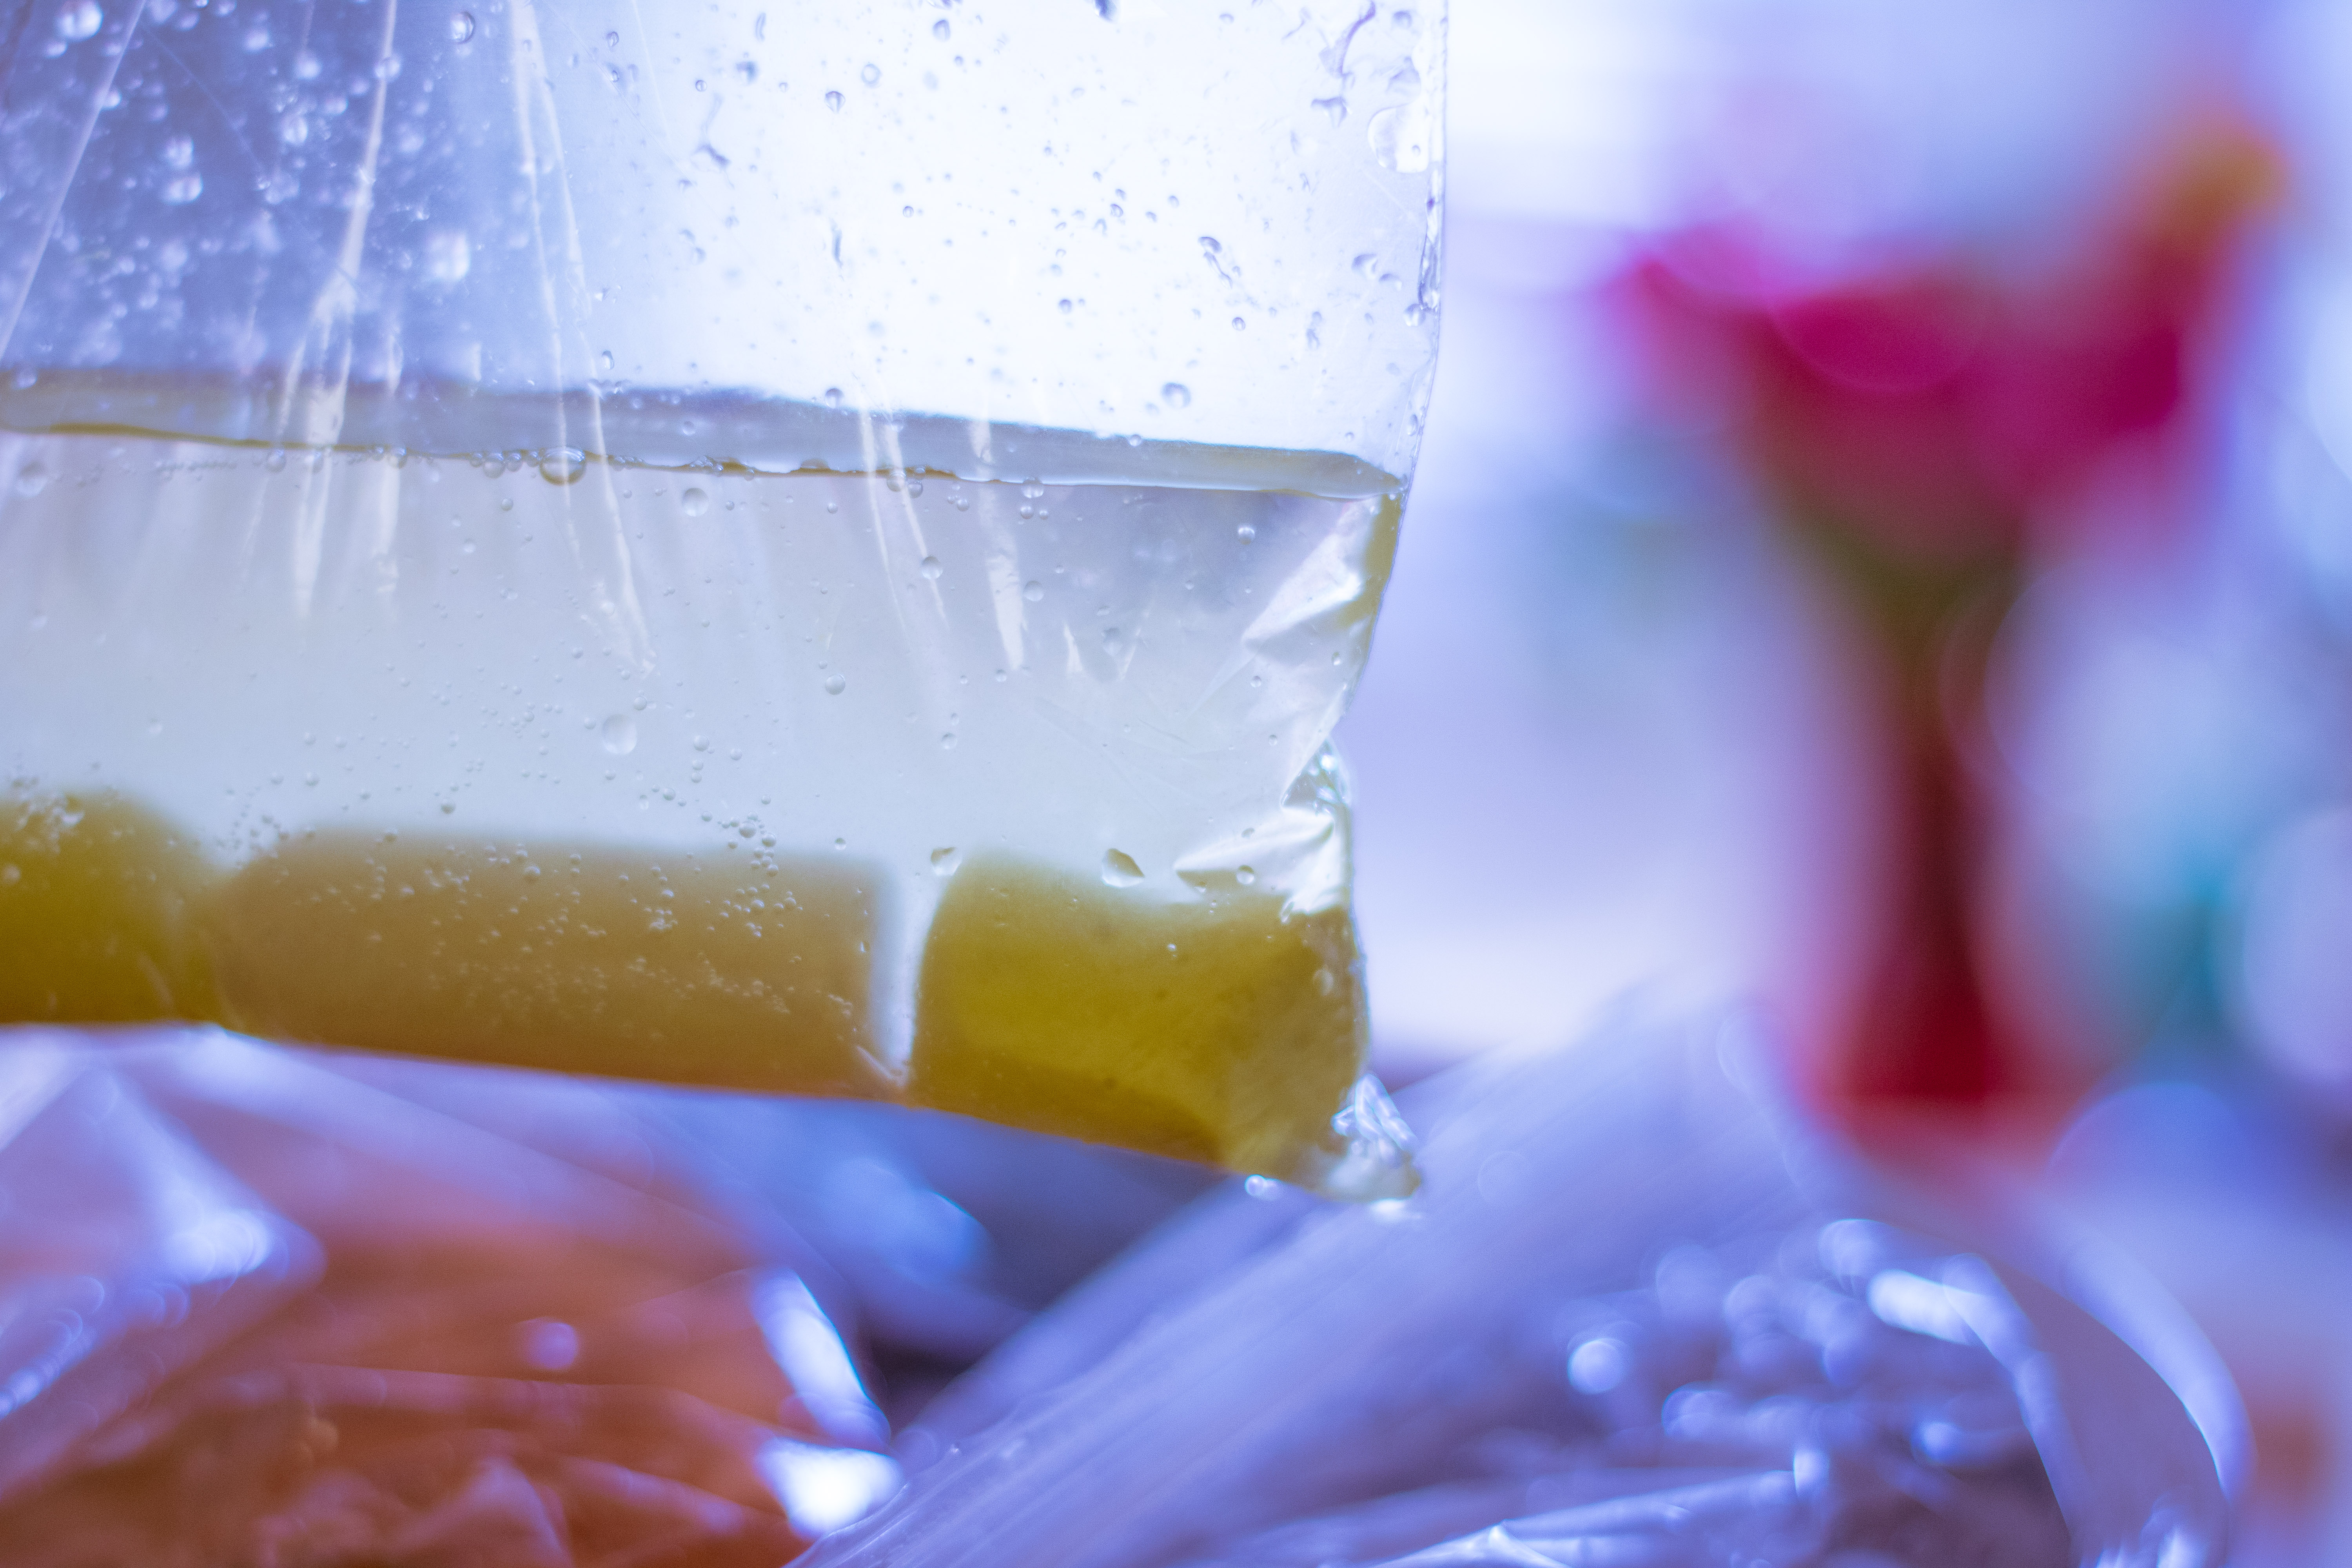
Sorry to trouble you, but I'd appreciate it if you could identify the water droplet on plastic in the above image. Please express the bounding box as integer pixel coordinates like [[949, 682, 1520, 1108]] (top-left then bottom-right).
[[940, 732, 957, 750], [162, 174, 202, 205], [13, 464, 47, 497], [1022, 580, 1044, 602], [1022, 481, 1046, 499], [539, 448, 586, 485], [522, 863, 543, 881], [498, 496, 514, 512], [823, 387, 844, 408], [599, 714, 637, 755], [1236, 523, 1256, 543], [54, 0, 100, 42], [1312, 94, 1346, 125], [692, 734, 711, 752], [860, 62, 880, 85], [680, 487, 710, 516], [448, 10, 475, 42], [1368, 103, 1430, 173], [1102, 626, 1123, 652], [1236, 865, 1256, 885], [1231, 316, 1246, 331], [919, 555, 943, 580], [825, 89, 844, 111], [1156, 382, 1192, 410], [1100, 849, 1144, 887], [931, 846, 962, 874], [824, 673, 847, 695], [1569, 1336, 1629, 1395], [264, 450, 287, 473], [597, 350, 615, 373]]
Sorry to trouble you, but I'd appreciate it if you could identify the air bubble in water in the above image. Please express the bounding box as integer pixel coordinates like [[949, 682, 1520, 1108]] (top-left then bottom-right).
[[13, 464, 47, 497], [1236, 865, 1256, 885], [681, 487, 710, 516], [1100, 849, 1144, 887], [823, 387, 844, 408], [1161, 382, 1191, 408], [1237, 523, 1256, 542], [860, 62, 880, 84], [539, 448, 586, 485], [448, 10, 475, 42], [824, 673, 847, 695], [933, 18, 949, 38], [600, 714, 637, 755], [1022, 580, 1044, 602], [55, 0, 100, 42], [162, 174, 202, 205], [825, 90, 844, 111], [920, 555, 943, 580]]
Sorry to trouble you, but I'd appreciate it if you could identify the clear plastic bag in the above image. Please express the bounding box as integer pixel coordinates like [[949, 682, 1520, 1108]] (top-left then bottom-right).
[[0, 1028, 938, 1561], [809, 1016, 2235, 1568], [0, 0, 1443, 1187]]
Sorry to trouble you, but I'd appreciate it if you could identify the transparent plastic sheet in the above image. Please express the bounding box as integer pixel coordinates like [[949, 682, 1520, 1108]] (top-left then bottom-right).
[[0, 0, 1443, 1188], [804, 1016, 2233, 1568], [0, 1025, 1222, 1562]]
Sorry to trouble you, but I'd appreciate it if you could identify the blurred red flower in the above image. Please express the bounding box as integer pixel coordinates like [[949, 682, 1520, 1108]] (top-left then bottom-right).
[[1621, 114, 2281, 1118]]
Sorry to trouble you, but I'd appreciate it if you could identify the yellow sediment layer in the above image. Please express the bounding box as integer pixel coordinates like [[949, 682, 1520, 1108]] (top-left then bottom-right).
[[907, 857, 1364, 1178], [0, 790, 224, 1025], [203, 833, 891, 1098], [2, 791, 1368, 1175]]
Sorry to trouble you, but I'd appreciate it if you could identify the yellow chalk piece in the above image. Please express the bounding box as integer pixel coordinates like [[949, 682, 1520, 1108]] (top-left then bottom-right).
[[0, 790, 224, 1025], [908, 858, 1365, 1176], [206, 834, 890, 1097]]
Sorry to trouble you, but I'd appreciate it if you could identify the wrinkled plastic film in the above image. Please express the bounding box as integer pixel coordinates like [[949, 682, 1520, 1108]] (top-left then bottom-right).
[[806, 1020, 2230, 1568]]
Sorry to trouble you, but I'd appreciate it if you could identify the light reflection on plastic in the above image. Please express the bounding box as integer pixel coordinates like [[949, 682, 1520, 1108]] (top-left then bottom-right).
[[755, 1271, 887, 1448], [1865, 1269, 1982, 1346], [758, 1439, 904, 1538], [820, 1157, 985, 1282], [159, 1208, 276, 1283]]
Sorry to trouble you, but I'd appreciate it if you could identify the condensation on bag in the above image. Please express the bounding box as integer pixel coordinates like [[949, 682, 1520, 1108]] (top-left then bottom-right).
[[0, 0, 1444, 1189]]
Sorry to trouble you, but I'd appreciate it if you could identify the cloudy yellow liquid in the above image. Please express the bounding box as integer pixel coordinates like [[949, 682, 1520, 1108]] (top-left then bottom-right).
[[0, 408, 1397, 1182]]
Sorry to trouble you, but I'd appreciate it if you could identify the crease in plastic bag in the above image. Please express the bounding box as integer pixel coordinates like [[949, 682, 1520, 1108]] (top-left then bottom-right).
[[0, 1027, 964, 1564], [0, 0, 1443, 1191], [808, 1014, 2232, 1568]]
